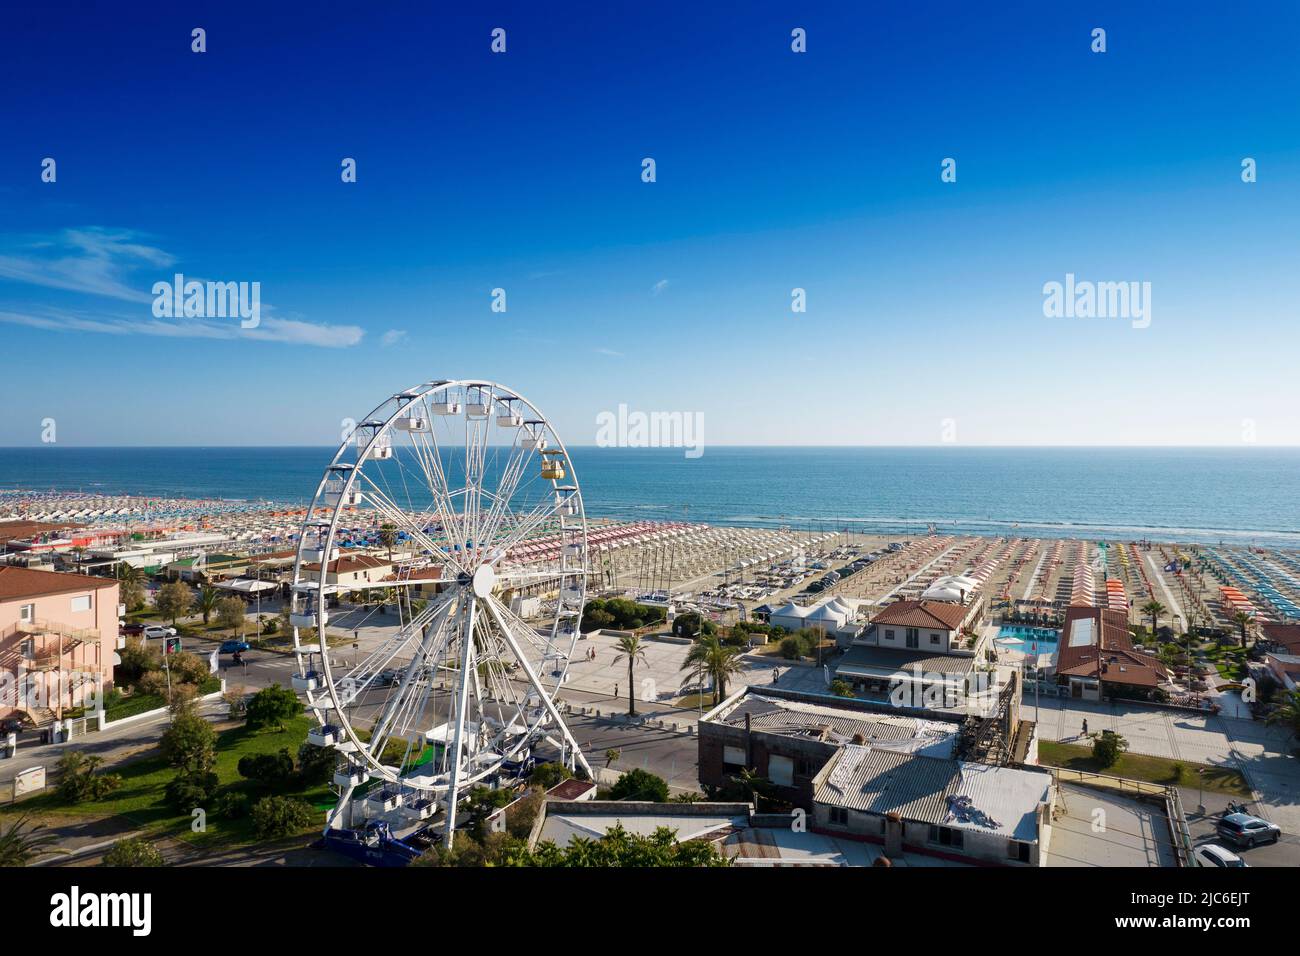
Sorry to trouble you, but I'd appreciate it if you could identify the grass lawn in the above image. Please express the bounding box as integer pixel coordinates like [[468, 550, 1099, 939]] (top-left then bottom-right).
[[2, 715, 331, 849], [1038, 741, 1251, 796], [673, 692, 718, 710]]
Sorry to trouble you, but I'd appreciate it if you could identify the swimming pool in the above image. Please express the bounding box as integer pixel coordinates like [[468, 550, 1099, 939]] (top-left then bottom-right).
[[994, 625, 1060, 653]]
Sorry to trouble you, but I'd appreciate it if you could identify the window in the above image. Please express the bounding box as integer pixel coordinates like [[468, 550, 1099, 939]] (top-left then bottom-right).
[[1008, 840, 1031, 863], [70, 594, 92, 613], [884, 628, 895, 642], [906, 627, 919, 649], [829, 807, 849, 826], [20, 639, 35, 659], [722, 746, 746, 769], [20, 603, 34, 623], [928, 825, 964, 848], [930, 632, 940, 644]]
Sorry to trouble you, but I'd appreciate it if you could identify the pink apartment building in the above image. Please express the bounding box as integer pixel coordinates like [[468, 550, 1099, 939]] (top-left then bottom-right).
[[0, 566, 120, 726]]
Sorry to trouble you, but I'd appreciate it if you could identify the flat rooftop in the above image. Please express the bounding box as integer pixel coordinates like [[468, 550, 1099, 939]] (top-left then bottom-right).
[[709, 692, 960, 757], [1043, 782, 1179, 867]]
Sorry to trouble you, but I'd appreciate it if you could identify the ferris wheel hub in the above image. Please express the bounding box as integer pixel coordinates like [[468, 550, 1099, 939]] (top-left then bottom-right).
[[471, 563, 497, 598]]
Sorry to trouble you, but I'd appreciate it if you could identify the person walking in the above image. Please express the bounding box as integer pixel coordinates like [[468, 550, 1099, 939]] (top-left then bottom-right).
[[1081, 718, 1089, 736]]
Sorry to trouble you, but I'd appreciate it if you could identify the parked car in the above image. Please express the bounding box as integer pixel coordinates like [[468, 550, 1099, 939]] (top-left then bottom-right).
[[1194, 844, 1249, 868], [119, 622, 146, 637], [219, 640, 251, 654], [142, 625, 178, 640], [1215, 812, 1281, 848]]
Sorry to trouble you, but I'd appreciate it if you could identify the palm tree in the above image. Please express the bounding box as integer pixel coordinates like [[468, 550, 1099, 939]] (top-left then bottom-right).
[[1231, 610, 1253, 649], [1265, 690, 1300, 740], [681, 636, 746, 705], [1141, 600, 1166, 640], [116, 563, 144, 611], [198, 585, 220, 625], [613, 634, 648, 716], [0, 814, 61, 866], [379, 523, 398, 563]]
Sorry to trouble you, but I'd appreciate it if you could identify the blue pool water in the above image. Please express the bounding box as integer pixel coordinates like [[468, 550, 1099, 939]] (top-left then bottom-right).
[[995, 626, 1060, 652]]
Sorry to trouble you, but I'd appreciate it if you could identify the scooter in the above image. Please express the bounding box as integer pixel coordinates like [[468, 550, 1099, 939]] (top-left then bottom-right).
[[1223, 800, 1249, 816]]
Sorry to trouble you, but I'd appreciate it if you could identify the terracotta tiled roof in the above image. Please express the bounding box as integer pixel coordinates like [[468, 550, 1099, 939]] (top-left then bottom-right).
[[303, 555, 391, 575], [1261, 623, 1300, 654], [1056, 606, 1169, 688], [870, 599, 970, 632], [0, 566, 118, 600]]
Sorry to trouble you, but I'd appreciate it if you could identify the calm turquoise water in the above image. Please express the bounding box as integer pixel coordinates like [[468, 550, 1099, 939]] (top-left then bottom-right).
[[1, 446, 1298, 548], [995, 626, 1061, 652]]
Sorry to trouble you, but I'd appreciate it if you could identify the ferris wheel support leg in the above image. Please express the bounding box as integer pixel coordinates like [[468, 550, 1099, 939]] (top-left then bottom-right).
[[442, 599, 479, 848], [325, 782, 357, 833], [483, 597, 594, 781]]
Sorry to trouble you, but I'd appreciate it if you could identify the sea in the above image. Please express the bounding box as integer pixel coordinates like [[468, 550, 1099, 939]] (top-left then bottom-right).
[[1, 446, 1298, 549]]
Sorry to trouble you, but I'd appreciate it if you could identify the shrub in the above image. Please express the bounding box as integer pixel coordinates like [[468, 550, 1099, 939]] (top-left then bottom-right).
[[55, 752, 123, 803], [296, 743, 336, 786], [159, 712, 217, 773], [238, 749, 296, 788], [101, 838, 164, 867], [115, 641, 160, 686], [529, 762, 573, 791], [608, 768, 670, 803], [245, 684, 302, 731], [830, 679, 854, 698], [250, 795, 315, 839], [1091, 730, 1129, 769], [779, 636, 803, 660], [167, 651, 210, 686], [165, 770, 219, 812], [214, 790, 251, 819]]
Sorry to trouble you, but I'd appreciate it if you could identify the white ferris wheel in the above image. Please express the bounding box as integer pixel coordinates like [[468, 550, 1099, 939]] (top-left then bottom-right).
[[287, 380, 593, 845]]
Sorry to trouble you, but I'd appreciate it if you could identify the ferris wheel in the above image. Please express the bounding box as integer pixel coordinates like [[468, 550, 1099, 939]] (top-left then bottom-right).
[[287, 380, 593, 846]]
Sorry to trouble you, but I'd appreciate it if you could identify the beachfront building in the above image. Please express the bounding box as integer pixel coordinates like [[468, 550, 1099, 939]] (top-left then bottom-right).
[[811, 743, 1054, 866], [832, 598, 1001, 713], [0, 567, 119, 726], [302, 554, 394, 591], [697, 687, 1049, 865], [1053, 606, 1171, 702]]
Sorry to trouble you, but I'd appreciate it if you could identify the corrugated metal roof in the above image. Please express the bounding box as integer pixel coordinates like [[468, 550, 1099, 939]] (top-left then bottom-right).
[[815, 745, 1050, 842], [720, 695, 958, 755]]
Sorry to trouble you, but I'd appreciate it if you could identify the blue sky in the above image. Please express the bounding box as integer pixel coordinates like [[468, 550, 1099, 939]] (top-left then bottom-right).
[[2, 1, 1299, 446]]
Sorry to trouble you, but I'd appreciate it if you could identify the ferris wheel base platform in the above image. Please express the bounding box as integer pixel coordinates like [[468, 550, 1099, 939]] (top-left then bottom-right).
[[321, 820, 439, 867]]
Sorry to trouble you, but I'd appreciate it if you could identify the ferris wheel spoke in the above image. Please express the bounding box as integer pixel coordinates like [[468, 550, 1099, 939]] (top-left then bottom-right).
[[476, 439, 534, 556], [443, 595, 480, 840], [356, 476, 466, 577], [335, 589, 457, 701], [481, 594, 592, 778], [365, 593, 461, 761], [494, 493, 567, 559], [412, 424, 470, 556]]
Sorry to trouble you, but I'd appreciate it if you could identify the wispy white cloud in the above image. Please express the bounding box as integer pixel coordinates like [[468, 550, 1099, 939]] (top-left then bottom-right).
[[0, 227, 364, 347], [380, 329, 408, 347], [594, 347, 623, 357], [0, 307, 364, 348], [651, 278, 670, 295]]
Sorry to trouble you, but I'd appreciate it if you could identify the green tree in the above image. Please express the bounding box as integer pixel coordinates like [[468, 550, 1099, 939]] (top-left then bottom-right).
[[1265, 689, 1300, 740], [613, 633, 649, 716], [159, 710, 217, 774], [155, 580, 194, 626], [245, 683, 303, 731], [56, 751, 123, 803], [101, 837, 164, 867], [250, 795, 315, 839], [0, 814, 61, 866], [198, 585, 220, 625], [238, 749, 297, 788], [1231, 611, 1253, 649], [116, 563, 145, 612], [608, 767, 669, 802], [681, 635, 745, 705], [830, 679, 854, 697], [215, 596, 246, 635], [379, 523, 398, 562], [1090, 729, 1129, 768], [1140, 600, 1166, 639], [114, 640, 160, 687], [530, 762, 573, 791]]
